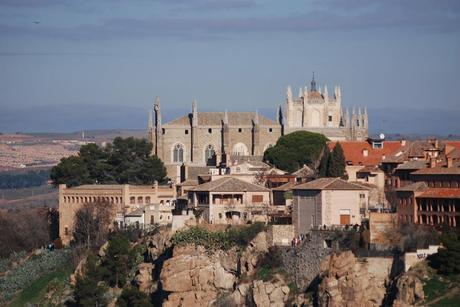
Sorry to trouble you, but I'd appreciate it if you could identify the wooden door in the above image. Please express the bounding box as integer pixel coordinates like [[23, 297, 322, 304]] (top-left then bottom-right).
[[340, 214, 350, 225]]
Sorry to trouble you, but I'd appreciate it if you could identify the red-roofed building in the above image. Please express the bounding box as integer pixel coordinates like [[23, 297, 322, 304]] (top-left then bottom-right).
[[328, 138, 406, 209], [328, 139, 406, 167], [396, 159, 460, 228]]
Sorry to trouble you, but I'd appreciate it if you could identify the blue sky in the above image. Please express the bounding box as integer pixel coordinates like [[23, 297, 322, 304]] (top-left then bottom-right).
[[0, 0, 459, 133]]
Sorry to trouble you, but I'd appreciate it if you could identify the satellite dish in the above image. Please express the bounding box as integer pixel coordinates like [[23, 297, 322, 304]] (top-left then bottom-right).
[[379, 133, 385, 140]]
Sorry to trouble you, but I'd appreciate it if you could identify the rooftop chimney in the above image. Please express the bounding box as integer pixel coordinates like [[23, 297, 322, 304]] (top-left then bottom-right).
[[400, 139, 406, 146], [429, 157, 437, 168], [447, 156, 453, 168]]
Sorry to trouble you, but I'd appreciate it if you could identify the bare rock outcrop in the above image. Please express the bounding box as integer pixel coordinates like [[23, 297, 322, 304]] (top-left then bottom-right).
[[239, 231, 269, 276], [160, 245, 238, 307], [317, 251, 391, 307], [252, 279, 290, 307], [145, 227, 173, 261], [135, 263, 156, 294], [228, 278, 290, 307], [393, 271, 425, 307]]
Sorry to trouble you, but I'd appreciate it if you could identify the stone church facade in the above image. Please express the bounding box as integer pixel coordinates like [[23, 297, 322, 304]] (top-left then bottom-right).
[[283, 75, 368, 140], [148, 76, 368, 180]]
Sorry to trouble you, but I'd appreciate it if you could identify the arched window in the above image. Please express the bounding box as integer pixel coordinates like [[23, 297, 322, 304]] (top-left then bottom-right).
[[232, 143, 248, 156], [205, 144, 216, 166], [173, 144, 184, 163]]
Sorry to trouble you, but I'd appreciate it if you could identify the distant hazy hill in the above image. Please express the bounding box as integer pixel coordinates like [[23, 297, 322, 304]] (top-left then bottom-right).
[[1, 104, 459, 136]]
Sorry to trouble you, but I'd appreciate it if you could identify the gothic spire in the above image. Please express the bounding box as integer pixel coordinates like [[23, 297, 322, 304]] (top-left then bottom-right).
[[286, 86, 293, 102], [278, 105, 283, 125], [310, 71, 317, 92], [154, 96, 161, 128], [224, 109, 228, 124], [148, 110, 153, 129]]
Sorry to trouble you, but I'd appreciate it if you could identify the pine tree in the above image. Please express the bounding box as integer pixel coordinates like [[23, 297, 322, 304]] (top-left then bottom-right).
[[101, 233, 133, 288], [74, 254, 106, 306], [118, 286, 153, 307], [327, 142, 346, 178], [318, 146, 330, 178]]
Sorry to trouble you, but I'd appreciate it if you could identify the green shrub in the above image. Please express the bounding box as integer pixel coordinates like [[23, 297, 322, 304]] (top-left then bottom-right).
[[256, 266, 273, 281], [428, 230, 460, 275], [118, 286, 152, 307], [171, 223, 265, 251]]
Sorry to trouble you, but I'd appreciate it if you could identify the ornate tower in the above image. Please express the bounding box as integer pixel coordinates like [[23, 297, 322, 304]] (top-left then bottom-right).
[[191, 99, 199, 163], [310, 72, 317, 92], [153, 96, 162, 156], [253, 110, 260, 155]]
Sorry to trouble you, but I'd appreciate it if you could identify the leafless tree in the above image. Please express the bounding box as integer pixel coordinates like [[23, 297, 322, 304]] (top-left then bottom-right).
[[73, 200, 115, 249], [0, 207, 50, 257], [253, 170, 267, 186]]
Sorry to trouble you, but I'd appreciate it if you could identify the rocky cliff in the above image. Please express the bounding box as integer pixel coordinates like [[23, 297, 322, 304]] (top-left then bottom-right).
[[157, 231, 294, 306], [317, 251, 393, 307]]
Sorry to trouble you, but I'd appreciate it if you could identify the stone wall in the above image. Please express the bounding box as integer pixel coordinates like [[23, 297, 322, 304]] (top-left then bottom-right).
[[267, 225, 294, 246], [278, 231, 332, 290], [369, 212, 398, 249]]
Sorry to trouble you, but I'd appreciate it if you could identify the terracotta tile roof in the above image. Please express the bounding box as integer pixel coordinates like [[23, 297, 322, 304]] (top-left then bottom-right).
[[191, 177, 270, 192], [292, 177, 369, 191], [396, 182, 428, 192], [417, 188, 460, 198], [395, 160, 428, 170], [292, 164, 315, 177], [178, 179, 198, 186], [411, 163, 460, 175], [351, 181, 378, 189], [328, 141, 405, 166], [272, 181, 300, 191], [357, 166, 383, 173], [445, 141, 460, 151], [165, 112, 277, 127], [71, 184, 124, 190]]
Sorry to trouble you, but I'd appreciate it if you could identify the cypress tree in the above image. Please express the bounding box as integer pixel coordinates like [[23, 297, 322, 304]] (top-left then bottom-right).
[[318, 146, 330, 178], [327, 142, 346, 178]]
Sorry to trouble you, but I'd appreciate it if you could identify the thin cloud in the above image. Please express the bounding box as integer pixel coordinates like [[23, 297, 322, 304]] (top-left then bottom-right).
[[0, 1, 458, 41]]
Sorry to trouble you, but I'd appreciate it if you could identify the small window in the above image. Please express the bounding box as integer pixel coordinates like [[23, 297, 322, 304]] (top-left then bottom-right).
[[328, 115, 332, 122], [238, 128, 242, 133], [269, 128, 273, 132], [356, 119, 360, 127], [162, 128, 165, 134], [185, 129, 189, 135], [208, 128, 212, 133]]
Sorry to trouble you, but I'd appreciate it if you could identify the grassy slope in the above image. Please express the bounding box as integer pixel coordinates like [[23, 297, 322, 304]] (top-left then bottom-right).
[[9, 265, 74, 306], [422, 265, 460, 306]]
